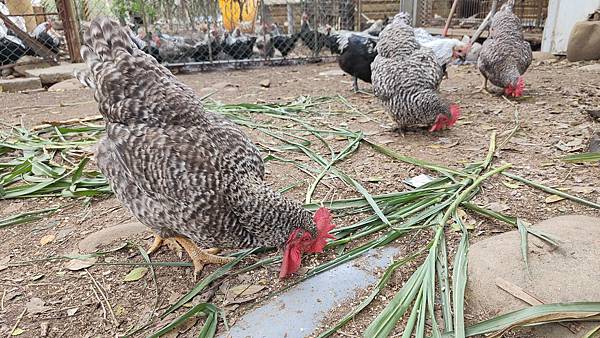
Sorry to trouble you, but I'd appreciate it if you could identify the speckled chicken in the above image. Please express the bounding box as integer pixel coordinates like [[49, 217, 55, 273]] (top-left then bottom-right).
[[75, 17, 335, 279], [477, 0, 532, 97], [371, 13, 460, 132]]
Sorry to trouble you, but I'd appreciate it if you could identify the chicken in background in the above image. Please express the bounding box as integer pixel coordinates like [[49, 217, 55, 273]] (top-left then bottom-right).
[[371, 13, 460, 132], [270, 23, 301, 59], [300, 13, 330, 55], [75, 17, 336, 279], [413, 28, 470, 78], [190, 28, 223, 62], [327, 20, 389, 92], [477, 0, 532, 97], [223, 28, 257, 59]]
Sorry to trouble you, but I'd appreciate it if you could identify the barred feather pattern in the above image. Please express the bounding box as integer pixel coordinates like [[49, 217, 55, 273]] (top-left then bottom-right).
[[477, 1, 532, 89], [371, 13, 450, 130], [77, 17, 316, 249]]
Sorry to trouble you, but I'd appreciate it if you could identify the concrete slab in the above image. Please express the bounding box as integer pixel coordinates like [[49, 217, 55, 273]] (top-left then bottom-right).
[[24, 63, 88, 85], [48, 78, 86, 92], [221, 246, 401, 338], [468, 215, 600, 338], [0, 77, 42, 93]]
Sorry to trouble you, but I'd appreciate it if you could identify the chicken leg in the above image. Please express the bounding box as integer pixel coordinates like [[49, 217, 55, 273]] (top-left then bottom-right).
[[147, 235, 233, 277], [473, 77, 492, 95], [352, 76, 359, 93]]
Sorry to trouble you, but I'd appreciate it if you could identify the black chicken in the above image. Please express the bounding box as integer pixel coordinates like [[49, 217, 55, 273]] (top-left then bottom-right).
[[299, 13, 330, 55], [336, 33, 378, 92], [270, 24, 300, 58], [191, 30, 222, 62], [223, 28, 256, 59]]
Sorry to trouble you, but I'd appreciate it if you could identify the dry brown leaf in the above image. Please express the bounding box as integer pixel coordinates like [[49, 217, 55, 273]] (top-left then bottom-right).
[[64, 257, 97, 271], [545, 195, 566, 204], [39, 234, 56, 246]]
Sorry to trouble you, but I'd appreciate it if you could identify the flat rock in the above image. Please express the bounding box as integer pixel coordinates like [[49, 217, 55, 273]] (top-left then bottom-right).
[[0, 77, 42, 93], [78, 221, 149, 253], [48, 78, 85, 92], [318, 69, 345, 77], [221, 246, 402, 338], [579, 64, 600, 72], [533, 51, 557, 61], [24, 63, 87, 85], [13, 55, 51, 77], [468, 215, 600, 338], [588, 132, 600, 153]]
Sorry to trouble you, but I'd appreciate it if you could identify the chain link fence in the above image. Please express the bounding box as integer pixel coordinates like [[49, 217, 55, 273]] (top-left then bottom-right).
[[1, 0, 549, 73], [0, 0, 64, 71]]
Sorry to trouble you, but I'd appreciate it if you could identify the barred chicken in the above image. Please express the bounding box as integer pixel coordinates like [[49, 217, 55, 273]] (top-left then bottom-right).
[[477, 0, 532, 97], [371, 13, 460, 132], [76, 17, 335, 279]]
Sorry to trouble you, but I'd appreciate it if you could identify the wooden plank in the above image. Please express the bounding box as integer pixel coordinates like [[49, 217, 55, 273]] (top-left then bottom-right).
[[56, 0, 82, 63], [0, 12, 59, 65]]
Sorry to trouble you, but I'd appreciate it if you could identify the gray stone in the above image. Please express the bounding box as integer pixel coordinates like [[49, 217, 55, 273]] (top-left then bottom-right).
[[318, 69, 345, 77], [467, 215, 600, 338], [78, 221, 149, 253], [580, 64, 600, 72], [221, 246, 402, 338], [588, 132, 600, 153], [13, 55, 51, 77], [567, 21, 600, 62], [0, 77, 42, 93], [533, 51, 557, 61], [1, 68, 12, 77], [24, 63, 88, 85], [259, 79, 271, 88], [48, 78, 85, 92]]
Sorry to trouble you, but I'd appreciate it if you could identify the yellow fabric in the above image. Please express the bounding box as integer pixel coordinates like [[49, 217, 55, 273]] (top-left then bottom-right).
[[219, 0, 257, 32]]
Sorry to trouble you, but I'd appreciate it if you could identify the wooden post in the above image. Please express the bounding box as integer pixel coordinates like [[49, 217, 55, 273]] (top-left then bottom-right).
[[286, 1, 294, 34], [442, 0, 459, 37], [0, 12, 58, 64], [56, 0, 82, 63]]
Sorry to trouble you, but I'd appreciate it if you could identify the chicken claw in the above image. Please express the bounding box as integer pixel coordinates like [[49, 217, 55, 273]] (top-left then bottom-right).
[[146, 235, 164, 255], [146, 235, 233, 279], [173, 236, 234, 279]]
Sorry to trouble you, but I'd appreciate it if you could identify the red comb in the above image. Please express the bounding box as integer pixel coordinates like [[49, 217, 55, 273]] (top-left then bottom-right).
[[307, 207, 335, 253]]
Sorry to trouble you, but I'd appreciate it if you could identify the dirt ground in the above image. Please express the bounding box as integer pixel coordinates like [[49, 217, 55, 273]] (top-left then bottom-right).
[[1, 59, 599, 338]]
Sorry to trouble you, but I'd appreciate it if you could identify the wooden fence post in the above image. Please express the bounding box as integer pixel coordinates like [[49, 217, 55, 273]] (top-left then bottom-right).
[[56, 0, 82, 63]]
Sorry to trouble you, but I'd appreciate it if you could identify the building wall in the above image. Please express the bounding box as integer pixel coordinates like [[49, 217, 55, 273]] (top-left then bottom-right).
[[542, 0, 600, 54]]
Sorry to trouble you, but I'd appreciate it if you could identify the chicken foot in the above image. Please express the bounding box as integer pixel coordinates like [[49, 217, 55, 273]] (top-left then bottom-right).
[[473, 77, 492, 95], [147, 235, 233, 278]]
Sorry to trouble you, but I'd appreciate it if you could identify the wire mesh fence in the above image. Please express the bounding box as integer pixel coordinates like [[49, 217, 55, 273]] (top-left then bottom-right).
[[0, 0, 63, 68], [0, 0, 549, 72]]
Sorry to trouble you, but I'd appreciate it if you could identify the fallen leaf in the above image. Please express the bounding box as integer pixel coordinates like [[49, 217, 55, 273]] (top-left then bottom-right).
[[366, 177, 383, 183], [487, 202, 510, 213], [64, 257, 97, 271], [225, 284, 266, 304], [0, 256, 10, 271], [114, 304, 126, 316], [39, 234, 56, 246], [123, 267, 148, 282], [25, 297, 51, 314], [30, 274, 44, 281], [571, 186, 595, 194], [11, 328, 25, 336], [66, 307, 78, 316], [502, 181, 521, 189], [545, 195, 566, 203]]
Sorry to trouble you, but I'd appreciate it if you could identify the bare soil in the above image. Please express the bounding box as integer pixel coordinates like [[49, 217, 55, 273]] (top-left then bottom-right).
[[0, 59, 599, 338]]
